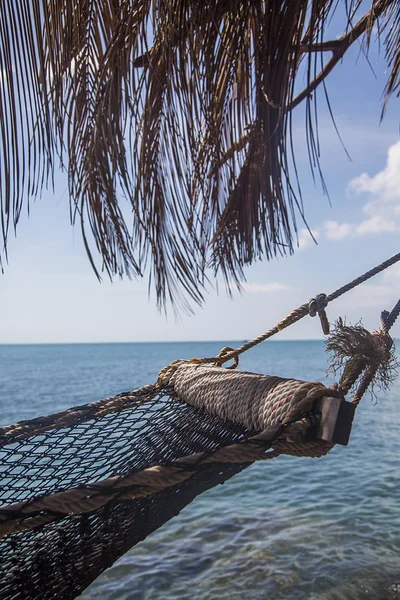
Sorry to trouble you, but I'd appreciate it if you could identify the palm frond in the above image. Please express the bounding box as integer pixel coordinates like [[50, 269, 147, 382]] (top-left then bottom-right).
[[0, 0, 398, 311]]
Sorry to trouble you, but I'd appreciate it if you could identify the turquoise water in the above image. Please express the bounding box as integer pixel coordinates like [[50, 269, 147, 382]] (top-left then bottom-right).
[[0, 341, 399, 599]]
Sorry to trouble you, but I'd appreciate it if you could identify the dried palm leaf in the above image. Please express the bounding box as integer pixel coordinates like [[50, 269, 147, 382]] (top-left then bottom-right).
[[0, 0, 398, 312]]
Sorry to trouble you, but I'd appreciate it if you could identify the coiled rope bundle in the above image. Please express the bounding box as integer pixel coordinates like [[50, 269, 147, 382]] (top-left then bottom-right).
[[0, 253, 399, 600]]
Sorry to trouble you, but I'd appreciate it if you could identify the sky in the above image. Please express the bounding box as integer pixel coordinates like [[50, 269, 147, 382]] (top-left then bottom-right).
[[1, 14, 400, 344]]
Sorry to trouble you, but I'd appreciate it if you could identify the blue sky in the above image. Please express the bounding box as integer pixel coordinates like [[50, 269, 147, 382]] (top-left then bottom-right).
[[1, 22, 400, 344]]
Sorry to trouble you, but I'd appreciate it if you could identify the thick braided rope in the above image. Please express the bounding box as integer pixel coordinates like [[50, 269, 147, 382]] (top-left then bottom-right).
[[165, 363, 341, 430], [352, 368, 377, 406], [190, 251, 400, 367], [273, 440, 333, 457], [338, 358, 367, 397]]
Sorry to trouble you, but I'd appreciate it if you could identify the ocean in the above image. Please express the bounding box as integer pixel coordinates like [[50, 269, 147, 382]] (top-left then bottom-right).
[[0, 341, 399, 600]]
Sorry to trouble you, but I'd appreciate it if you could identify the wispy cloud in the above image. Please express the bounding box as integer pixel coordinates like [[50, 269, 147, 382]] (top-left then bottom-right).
[[323, 220, 353, 240], [292, 116, 398, 162], [354, 215, 396, 235], [336, 282, 400, 310]]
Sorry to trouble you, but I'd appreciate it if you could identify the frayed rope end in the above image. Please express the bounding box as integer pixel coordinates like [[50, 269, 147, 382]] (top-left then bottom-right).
[[326, 319, 399, 398]]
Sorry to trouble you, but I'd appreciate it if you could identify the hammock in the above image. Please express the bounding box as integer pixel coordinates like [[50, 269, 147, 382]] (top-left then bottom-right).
[[0, 254, 399, 600]]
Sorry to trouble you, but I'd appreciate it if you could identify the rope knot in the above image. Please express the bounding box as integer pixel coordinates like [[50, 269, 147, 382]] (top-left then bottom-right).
[[156, 360, 187, 388], [189, 347, 239, 369], [215, 346, 239, 369], [308, 293, 330, 335]]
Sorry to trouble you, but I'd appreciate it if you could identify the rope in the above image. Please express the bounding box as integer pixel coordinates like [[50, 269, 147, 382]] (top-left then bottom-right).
[[351, 325, 396, 406], [338, 358, 367, 397], [163, 363, 341, 431], [190, 251, 400, 368], [352, 367, 377, 406], [326, 252, 400, 302], [381, 299, 400, 333]]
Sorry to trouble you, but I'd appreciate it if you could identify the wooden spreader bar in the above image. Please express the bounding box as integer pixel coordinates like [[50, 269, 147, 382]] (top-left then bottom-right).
[[314, 397, 356, 446]]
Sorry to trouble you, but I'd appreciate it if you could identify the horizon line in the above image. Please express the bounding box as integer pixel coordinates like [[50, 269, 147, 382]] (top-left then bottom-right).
[[0, 339, 325, 346]]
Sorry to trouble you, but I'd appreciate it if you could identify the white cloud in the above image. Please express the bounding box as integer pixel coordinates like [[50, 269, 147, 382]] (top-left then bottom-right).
[[355, 218, 397, 239], [349, 141, 400, 201], [296, 227, 319, 250], [321, 214, 397, 240], [323, 220, 352, 240], [241, 282, 292, 294], [348, 140, 400, 234], [309, 141, 400, 244], [355, 215, 396, 235]]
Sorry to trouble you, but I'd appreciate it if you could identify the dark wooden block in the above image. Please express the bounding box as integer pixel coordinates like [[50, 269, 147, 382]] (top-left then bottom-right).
[[313, 396, 356, 446]]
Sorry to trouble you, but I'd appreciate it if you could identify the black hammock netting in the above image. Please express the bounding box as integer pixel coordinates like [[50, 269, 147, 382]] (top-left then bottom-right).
[[0, 362, 344, 600], [0, 387, 253, 599]]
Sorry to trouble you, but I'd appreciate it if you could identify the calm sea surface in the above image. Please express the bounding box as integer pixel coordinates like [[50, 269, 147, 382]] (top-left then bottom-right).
[[0, 341, 399, 600]]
